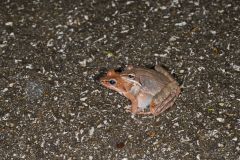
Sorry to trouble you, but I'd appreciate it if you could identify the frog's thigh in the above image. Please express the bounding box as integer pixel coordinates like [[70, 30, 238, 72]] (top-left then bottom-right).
[[151, 82, 180, 115], [153, 82, 179, 103], [153, 96, 177, 116]]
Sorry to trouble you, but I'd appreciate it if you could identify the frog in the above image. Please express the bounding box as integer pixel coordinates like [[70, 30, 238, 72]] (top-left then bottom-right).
[[100, 65, 181, 116]]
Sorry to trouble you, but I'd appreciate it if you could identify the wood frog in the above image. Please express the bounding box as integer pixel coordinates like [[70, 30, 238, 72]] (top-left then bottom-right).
[[100, 65, 181, 116]]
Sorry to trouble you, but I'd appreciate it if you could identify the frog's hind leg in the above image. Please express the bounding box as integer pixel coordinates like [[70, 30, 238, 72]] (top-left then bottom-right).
[[152, 96, 177, 116], [150, 82, 180, 116], [136, 93, 179, 115]]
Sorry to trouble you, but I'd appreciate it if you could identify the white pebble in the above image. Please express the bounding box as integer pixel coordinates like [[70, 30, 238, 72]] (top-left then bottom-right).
[[169, 36, 179, 42], [97, 124, 103, 128], [47, 39, 54, 47], [160, 6, 167, 10], [9, 83, 14, 87], [84, 15, 89, 20], [218, 102, 224, 106], [54, 96, 58, 101], [26, 64, 33, 69], [79, 59, 87, 67], [175, 22, 187, 27], [179, 70, 184, 73], [2, 88, 8, 92], [80, 97, 87, 101], [232, 137, 238, 141], [5, 22, 13, 26], [89, 127, 94, 136], [231, 63, 240, 71], [216, 118, 225, 123], [218, 143, 224, 147], [210, 30, 216, 35]]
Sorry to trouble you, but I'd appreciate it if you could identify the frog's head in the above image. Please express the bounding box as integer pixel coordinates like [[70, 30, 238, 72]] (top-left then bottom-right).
[[100, 70, 130, 95]]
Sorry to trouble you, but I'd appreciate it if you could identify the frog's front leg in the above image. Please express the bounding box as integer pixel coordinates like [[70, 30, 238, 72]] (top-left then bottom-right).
[[150, 81, 180, 116], [123, 92, 139, 114]]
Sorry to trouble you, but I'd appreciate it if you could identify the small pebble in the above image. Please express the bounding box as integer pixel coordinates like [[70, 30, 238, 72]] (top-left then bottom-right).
[[216, 118, 225, 123], [179, 70, 185, 73], [218, 103, 225, 106], [175, 22, 187, 27], [5, 22, 13, 26]]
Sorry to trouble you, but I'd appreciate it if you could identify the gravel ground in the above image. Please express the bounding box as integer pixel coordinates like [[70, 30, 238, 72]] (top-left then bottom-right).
[[0, 0, 240, 159]]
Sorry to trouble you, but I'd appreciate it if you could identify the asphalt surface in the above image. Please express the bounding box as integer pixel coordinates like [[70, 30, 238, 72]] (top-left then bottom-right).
[[0, 0, 240, 159]]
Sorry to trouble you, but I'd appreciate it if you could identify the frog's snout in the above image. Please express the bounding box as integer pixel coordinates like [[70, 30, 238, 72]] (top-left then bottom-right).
[[94, 67, 108, 82]]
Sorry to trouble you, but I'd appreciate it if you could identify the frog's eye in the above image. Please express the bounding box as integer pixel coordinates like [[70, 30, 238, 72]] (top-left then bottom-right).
[[109, 79, 116, 85], [128, 74, 135, 79]]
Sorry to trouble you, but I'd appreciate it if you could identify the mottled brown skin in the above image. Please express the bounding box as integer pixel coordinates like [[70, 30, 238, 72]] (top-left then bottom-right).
[[100, 66, 181, 116]]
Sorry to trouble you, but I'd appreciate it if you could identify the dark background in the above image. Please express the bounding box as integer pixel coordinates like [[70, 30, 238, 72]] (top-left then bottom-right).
[[0, 0, 239, 159]]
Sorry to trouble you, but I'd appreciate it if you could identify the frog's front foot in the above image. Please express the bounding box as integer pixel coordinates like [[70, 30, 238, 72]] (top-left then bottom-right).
[[125, 103, 139, 114], [131, 106, 138, 114]]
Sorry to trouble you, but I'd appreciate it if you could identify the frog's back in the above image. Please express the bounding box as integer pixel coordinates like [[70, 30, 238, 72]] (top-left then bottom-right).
[[134, 67, 170, 83], [133, 67, 171, 94]]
